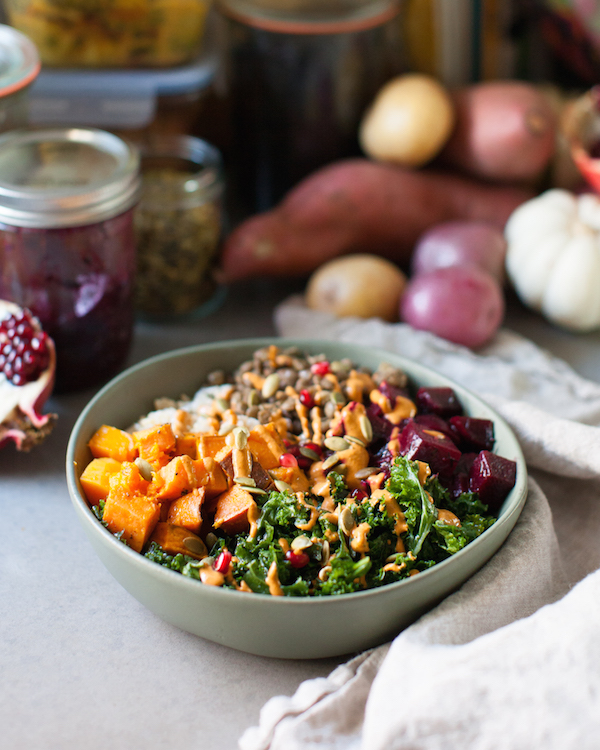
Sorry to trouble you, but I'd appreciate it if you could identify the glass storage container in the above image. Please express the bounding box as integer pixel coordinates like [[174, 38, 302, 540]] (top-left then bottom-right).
[[133, 134, 225, 318], [214, 0, 404, 214], [4, 0, 212, 68], [0, 23, 39, 131], [0, 127, 140, 392]]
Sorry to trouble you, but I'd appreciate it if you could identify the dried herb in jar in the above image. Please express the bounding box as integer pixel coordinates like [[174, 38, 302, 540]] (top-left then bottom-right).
[[134, 141, 224, 317]]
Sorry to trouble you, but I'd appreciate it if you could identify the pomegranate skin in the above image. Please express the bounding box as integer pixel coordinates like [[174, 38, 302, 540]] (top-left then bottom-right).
[[400, 265, 504, 349], [0, 300, 57, 451]]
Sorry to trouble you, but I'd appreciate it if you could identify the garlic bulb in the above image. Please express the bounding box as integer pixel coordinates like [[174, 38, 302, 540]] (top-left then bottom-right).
[[505, 189, 600, 331]]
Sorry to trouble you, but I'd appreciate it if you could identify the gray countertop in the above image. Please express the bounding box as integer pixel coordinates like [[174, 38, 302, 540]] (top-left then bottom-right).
[[3, 280, 600, 750]]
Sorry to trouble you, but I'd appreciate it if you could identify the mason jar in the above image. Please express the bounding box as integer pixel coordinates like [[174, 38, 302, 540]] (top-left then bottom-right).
[[0, 128, 141, 392], [133, 134, 225, 318], [214, 0, 403, 214]]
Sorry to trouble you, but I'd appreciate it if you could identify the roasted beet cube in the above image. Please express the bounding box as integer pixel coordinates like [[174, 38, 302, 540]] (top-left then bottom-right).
[[416, 387, 462, 418], [366, 403, 395, 441], [415, 413, 455, 442], [377, 380, 410, 403], [398, 419, 461, 480], [449, 472, 470, 500], [469, 451, 517, 513], [449, 416, 494, 452]]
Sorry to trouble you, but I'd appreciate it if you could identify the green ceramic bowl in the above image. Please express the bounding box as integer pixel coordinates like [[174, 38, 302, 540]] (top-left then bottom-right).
[[66, 338, 527, 659]]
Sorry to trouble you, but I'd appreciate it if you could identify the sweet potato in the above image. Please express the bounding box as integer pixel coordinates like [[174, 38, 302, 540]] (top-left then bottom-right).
[[193, 457, 229, 502], [439, 81, 557, 183], [149, 522, 207, 560], [219, 159, 533, 281], [154, 454, 197, 501], [79, 457, 123, 505], [88, 425, 137, 463], [132, 423, 176, 469], [103, 490, 160, 553], [213, 484, 257, 536], [167, 488, 206, 534]]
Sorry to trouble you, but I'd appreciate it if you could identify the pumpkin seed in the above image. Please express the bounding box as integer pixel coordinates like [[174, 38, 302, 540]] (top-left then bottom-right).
[[291, 535, 312, 551], [247, 389, 260, 406], [246, 486, 267, 495], [234, 475, 256, 487], [262, 372, 280, 399], [321, 539, 330, 564], [321, 453, 340, 471], [299, 446, 320, 462], [215, 397, 229, 412], [318, 565, 332, 581], [205, 532, 219, 549], [359, 414, 373, 443], [233, 426, 248, 450], [345, 434, 366, 448], [274, 479, 293, 493], [339, 506, 356, 536], [386, 553, 399, 563], [134, 457, 153, 482], [331, 390, 345, 405], [183, 536, 207, 556], [324, 436, 350, 452], [354, 466, 380, 479]]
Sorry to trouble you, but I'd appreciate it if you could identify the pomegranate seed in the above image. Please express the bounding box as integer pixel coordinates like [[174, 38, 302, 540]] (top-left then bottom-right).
[[311, 361, 330, 376], [0, 309, 50, 386], [303, 441, 322, 457], [350, 488, 368, 502], [286, 550, 310, 569], [280, 452, 299, 468], [213, 549, 232, 574], [299, 389, 314, 408]]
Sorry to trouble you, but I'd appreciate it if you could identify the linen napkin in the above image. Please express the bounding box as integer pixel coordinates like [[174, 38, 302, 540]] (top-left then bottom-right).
[[239, 296, 600, 750]]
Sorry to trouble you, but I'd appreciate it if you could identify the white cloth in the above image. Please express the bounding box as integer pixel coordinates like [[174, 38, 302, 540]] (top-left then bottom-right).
[[239, 297, 600, 750]]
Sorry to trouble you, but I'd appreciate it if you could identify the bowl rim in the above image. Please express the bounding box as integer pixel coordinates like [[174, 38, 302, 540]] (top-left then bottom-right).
[[66, 337, 528, 607]]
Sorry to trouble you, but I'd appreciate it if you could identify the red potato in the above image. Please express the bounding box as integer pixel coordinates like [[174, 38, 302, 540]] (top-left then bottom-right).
[[439, 81, 557, 183], [400, 265, 504, 348], [219, 159, 533, 281]]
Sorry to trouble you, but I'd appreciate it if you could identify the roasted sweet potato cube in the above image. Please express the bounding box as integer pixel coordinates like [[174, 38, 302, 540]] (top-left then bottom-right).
[[193, 457, 229, 499], [197, 434, 228, 459], [213, 484, 257, 536], [154, 454, 197, 501], [149, 522, 207, 560], [88, 425, 137, 463], [167, 488, 206, 534], [102, 490, 160, 552], [176, 433, 198, 459], [132, 423, 176, 469], [79, 457, 123, 505], [247, 424, 286, 470], [109, 461, 150, 496], [269, 466, 310, 493]]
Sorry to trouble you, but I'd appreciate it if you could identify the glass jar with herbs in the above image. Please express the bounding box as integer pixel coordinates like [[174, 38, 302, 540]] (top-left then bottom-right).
[[134, 135, 224, 318]]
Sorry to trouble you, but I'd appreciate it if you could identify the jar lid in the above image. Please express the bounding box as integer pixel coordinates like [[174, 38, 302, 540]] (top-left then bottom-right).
[[0, 24, 40, 97], [136, 134, 223, 210], [217, 0, 400, 32], [0, 127, 141, 228]]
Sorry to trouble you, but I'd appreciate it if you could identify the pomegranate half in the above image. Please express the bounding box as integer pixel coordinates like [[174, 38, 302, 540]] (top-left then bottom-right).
[[0, 300, 57, 451]]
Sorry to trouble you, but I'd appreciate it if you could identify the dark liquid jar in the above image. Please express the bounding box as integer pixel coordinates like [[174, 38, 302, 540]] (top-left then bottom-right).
[[214, 0, 404, 215], [0, 128, 140, 392]]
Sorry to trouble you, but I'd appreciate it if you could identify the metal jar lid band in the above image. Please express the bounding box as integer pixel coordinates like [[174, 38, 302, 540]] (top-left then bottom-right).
[[0, 127, 141, 228]]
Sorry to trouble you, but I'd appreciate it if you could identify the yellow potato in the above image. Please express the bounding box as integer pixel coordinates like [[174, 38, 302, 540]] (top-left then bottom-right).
[[305, 254, 407, 321], [359, 74, 455, 167]]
